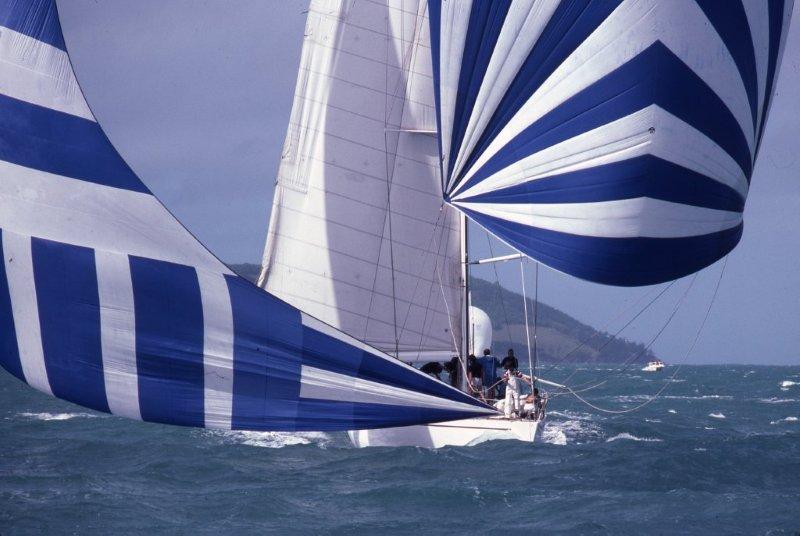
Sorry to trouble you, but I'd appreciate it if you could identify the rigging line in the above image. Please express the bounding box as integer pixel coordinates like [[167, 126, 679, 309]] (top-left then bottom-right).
[[435, 253, 462, 363], [521, 259, 534, 384], [546, 280, 678, 385], [561, 275, 696, 392], [559, 273, 695, 393], [533, 260, 539, 379], [384, 13, 400, 356], [409, 208, 454, 359], [538, 283, 663, 377], [395, 205, 446, 342], [561, 259, 728, 414], [484, 231, 515, 347]]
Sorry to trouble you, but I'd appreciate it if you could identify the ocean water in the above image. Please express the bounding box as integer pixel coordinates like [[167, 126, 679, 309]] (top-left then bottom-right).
[[1, 365, 799, 535]]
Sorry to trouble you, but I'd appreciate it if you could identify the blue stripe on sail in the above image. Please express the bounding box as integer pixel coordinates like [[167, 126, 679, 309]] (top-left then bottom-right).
[[695, 0, 758, 130], [0, 94, 149, 193], [427, 1, 444, 185], [0, 230, 24, 382], [130, 256, 205, 427], [461, 207, 742, 287], [31, 237, 108, 413], [757, 0, 787, 152], [227, 275, 303, 431], [292, 400, 486, 433], [301, 324, 482, 409], [455, 42, 753, 197], [460, 156, 745, 213], [0, 0, 65, 51], [448, 1, 511, 170], [452, 0, 622, 189]]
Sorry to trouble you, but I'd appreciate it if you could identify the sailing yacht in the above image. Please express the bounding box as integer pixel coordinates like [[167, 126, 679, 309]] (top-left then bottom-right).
[[256, 0, 792, 447], [0, 0, 791, 448]]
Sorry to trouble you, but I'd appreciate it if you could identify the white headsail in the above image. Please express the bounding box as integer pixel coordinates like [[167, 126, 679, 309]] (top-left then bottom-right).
[[260, 0, 462, 362]]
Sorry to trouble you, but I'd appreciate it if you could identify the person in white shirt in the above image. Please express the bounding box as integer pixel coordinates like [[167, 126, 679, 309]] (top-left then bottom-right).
[[500, 363, 531, 418]]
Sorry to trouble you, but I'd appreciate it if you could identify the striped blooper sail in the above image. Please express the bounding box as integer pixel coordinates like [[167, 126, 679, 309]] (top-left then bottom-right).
[[0, 0, 492, 431], [429, 0, 793, 286]]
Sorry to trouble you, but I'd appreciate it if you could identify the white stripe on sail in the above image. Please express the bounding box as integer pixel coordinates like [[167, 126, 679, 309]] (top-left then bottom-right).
[[0, 27, 94, 120], [0, 160, 230, 274], [450, 0, 559, 181], [454, 197, 743, 239], [3, 232, 52, 395], [197, 269, 234, 430], [454, 0, 755, 195], [453, 106, 749, 202], [438, 0, 472, 186], [95, 249, 140, 420], [743, 1, 771, 134], [301, 312, 475, 402], [299, 365, 493, 414]]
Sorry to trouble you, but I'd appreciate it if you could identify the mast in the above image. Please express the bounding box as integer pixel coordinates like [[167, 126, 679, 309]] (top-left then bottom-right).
[[459, 211, 470, 392]]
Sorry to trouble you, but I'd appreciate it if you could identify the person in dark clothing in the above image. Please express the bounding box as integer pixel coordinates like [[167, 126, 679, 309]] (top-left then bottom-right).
[[500, 348, 518, 371], [466, 354, 484, 398], [478, 348, 499, 399], [443, 355, 461, 388], [420, 361, 443, 380]]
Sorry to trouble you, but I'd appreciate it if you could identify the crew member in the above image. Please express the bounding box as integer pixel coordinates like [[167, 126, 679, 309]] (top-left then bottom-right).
[[466, 355, 484, 397], [420, 361, 443, 380], [500, 348, 518, 371], [501, 361, 530, 418], [478, 348, 499, 399]]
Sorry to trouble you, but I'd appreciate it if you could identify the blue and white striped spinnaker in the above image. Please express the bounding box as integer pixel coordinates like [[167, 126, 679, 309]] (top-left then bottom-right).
[[0, 0, 493, 431], [429, 0, 793, 286]]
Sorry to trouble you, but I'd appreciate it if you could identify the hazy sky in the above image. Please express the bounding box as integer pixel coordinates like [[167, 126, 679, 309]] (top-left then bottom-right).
[[59, 1, 800, 365]]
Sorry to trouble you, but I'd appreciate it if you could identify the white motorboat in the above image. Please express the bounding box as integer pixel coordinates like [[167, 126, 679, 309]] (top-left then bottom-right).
[[642, 360, 666, 372]]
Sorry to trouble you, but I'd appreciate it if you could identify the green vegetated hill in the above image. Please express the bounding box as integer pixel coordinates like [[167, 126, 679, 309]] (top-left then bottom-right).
[[229, 263, 655, 364]]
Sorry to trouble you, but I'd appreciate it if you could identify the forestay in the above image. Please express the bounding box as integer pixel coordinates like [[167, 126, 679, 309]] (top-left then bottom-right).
[[0, 0, 492, 431], [429, 0, 793, 286], [260, 0, 463, 362]]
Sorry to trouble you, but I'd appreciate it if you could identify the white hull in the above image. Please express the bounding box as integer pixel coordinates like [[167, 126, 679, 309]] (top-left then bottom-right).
[[348, 416, 540, 448]]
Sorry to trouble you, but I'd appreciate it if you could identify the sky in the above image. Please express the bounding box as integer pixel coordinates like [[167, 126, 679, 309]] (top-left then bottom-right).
[[58, 1, 800, 365]]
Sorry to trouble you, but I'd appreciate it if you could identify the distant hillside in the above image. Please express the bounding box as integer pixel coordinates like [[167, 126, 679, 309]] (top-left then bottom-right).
[[229, 263, 655, 364]]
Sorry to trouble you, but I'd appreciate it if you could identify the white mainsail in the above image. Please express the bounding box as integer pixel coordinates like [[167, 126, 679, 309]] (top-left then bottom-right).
[[260, 0, 462, 361]]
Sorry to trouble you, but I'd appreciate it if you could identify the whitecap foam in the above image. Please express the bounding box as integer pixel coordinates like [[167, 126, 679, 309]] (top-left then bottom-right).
[[664, 395, 733, 400], [769, 416, 798, 425], [18, 412, 98, 421], [540, 425, 567, 446], [668, 409, 677, 414], [605, 433, 662, 443], [780, 380, 797, 388], [758, 397, 797, 404], [709, 412, 726, 419], [215, 430, 331, 449], [541, 414, 603, 445]]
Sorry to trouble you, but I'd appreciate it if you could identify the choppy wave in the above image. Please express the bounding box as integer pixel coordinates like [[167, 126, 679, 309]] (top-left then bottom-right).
[[605, 433, 663, 443], [758, 397, 797, 404], [709, 413, 726, 419], [664, 395, 733, 400], [212, 430, 331, 449], [17, 412, 98, 421], [769, 416, 798, 425], [780, 380, 797, 388]]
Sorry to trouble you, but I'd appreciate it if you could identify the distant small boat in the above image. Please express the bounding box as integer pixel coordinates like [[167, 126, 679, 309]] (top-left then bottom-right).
[[642, 360, 666, 372]]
